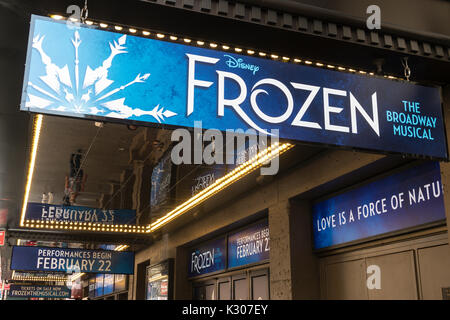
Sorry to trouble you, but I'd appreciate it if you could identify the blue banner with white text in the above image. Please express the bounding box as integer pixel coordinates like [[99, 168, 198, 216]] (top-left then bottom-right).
[[228, 220, 270, 269], [20, 15, 447, 159], [10, 246, 135, 274], [312, 161, 446, 249], [188, 237, 226, 277], [8, 285, 71, 298]]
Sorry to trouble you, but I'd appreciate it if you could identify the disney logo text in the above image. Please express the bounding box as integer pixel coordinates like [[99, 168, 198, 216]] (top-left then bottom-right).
[[224, 55, 260, 75]]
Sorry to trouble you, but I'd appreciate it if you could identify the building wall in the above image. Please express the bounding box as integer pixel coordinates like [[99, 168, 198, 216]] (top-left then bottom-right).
[[255, 0, 450, 37], [133, 147, 387, 299]]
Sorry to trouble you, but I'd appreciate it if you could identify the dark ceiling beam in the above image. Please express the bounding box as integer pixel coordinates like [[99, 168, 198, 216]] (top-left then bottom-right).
[[4, 0, 450, 84], [243, 0, 450, 43]]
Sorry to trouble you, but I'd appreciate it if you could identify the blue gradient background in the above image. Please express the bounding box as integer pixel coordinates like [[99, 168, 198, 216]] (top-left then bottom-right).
[[228, 220, 269, 268], [312, 161, 446, 249], [188, 237, 226, 277], [21, 16, 447, 158], [10, 246, 135, 274]]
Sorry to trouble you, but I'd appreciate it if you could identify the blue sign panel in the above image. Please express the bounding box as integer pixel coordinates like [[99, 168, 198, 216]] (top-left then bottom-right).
[[10, 246, 135, 274], [313, 161, 446, 249], [228, 220, 270, 269], [188, 237, 226, 277], [25, 202, 136, 225], [20, 15, 447, 159], [8, 285, 71, 298]]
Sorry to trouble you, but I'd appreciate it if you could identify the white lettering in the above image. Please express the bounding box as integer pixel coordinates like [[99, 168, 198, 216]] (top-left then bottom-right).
[[186, 54, 219, 116], [250, 78, 293, 124], [323, 88, 349, 133], [217, 71, 270, 135], [350, 92, 380, 136], [290, 82, 322, 129]]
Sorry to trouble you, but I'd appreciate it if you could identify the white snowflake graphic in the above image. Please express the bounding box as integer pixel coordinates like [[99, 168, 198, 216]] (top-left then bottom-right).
[[25, 30, 177, 123]]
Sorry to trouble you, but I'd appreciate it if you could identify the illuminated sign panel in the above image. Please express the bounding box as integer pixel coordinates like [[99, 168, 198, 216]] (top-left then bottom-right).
[[188, 237, 226, 277], [228, 220, 270, 269], [8, 285, 71, 299], [312, 161, 446, 249], [20, 15, 447, 159], [11, 246, 135, 274]]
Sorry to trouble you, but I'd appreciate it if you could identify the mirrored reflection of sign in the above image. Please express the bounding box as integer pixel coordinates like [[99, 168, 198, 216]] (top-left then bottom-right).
[[190, 165, 228, 197], [228, 220, 270, 269], [188, 238, 226, 278], [25, 203, 136, 225], [313, 161, 446, 250], [176, 164, 228, 204], [8, 285, 71, 299], [10, 246, 135, 274], [150, 152, 173, 213], [21, 15, 447, 159], [192, 172, 216, 196]]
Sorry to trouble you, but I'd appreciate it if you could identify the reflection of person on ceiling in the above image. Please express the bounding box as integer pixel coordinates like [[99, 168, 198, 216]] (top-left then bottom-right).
[[63, 150, 87, 206]]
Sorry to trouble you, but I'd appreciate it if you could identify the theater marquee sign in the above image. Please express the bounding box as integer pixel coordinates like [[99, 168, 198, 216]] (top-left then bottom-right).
[[20, 15, 448, 159]]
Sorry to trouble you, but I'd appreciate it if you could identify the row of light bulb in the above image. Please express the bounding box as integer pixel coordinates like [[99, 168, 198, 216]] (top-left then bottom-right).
[[149, 142, 293, 231], [22, 142, 293, 234], [23, 220, 147, 233], [13, 276, 67, 281], [22, 111, 295, 235]]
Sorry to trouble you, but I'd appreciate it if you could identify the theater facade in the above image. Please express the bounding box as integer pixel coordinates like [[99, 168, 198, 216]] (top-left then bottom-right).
[[0, 0, 449, 300]]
